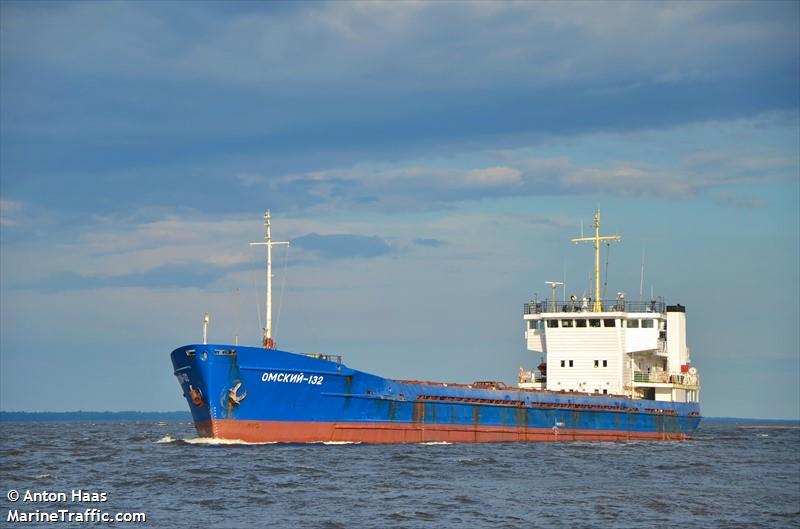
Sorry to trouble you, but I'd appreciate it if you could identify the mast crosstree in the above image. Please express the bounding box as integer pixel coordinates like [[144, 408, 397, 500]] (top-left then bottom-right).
[[571, 209, 621, 312], [250, 210, 290, 349]]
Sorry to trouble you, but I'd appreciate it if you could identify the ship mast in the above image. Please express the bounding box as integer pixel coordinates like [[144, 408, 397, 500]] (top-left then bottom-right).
[[250, 210, 290, 349], [571, 210, 621, 312]]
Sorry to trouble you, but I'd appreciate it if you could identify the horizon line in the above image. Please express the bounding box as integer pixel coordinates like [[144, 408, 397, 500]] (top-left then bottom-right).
[[1, 410, 798, 423]]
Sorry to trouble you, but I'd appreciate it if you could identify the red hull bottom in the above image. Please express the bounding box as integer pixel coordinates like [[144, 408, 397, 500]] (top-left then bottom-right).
[[196, 419, 690, 443]]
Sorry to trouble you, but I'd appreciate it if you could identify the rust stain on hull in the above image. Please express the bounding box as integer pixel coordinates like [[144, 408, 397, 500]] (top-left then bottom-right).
[[196, 419, 692, 444]]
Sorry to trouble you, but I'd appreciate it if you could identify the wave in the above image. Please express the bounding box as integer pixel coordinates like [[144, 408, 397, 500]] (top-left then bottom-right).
[[738, 425, 800, 430], [156, 435, 362, 445], [181, 437, 278, 446], [155, 435, 277, 445], [418, 441, 451, 445]]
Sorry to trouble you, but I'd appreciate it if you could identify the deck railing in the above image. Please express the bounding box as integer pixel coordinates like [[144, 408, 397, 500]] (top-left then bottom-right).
[[634, 371, 699, 386], [302, 353, 343, 364], [524, 299, 666, 315], [518, 370, 546, 384]]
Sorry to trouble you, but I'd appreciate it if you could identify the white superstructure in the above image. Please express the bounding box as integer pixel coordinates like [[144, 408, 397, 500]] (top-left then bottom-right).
[[518, 211, 700, 404]]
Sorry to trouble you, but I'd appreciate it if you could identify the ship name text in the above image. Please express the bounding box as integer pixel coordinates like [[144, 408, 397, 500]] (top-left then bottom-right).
[[261, 372, 324, 385]]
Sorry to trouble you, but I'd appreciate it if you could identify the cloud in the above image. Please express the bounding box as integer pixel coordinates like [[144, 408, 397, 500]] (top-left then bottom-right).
[[5, 2, 795, 90], [0, 198, 21, 227], [715, 191, 767, 209], [684, 151, 798, 179], [235, 172, 267, 187], [267, 146, 798, 211], [534, 159, 695, 196], [31, 263, 233, 292], [2, 210, 409, 292], [2, 3, 796, 192], [414, 238, 446, 248], [463, 167, 522, 187], [291, 233, 392, 259], [280, 165, 523, 194], [59, 216, 259, 278], [0, 2, 796, 224]]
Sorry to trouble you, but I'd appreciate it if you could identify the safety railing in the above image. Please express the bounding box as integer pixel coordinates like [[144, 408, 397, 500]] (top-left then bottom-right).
[[302, 353, 343, 364], [634, 371, 699, 386], [524, 299, 666, 315], [518, 370, 546, 384]]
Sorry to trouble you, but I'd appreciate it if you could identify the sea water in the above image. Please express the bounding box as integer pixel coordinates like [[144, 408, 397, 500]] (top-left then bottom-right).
[[0, 420, 797, 528]]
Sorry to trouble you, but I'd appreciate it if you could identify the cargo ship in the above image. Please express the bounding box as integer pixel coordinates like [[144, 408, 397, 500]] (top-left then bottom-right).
[[171, 210, 701, 443]]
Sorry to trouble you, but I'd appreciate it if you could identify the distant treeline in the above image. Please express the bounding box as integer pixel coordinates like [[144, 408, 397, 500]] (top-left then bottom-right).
[[700, 417, 800, 426], [0, 411, 796, 424], [702, 417, 799, 425], [0, 411, 192, 423]]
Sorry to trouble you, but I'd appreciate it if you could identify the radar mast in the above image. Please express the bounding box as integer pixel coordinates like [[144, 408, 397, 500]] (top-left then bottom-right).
[[571, 210, 621, 312]]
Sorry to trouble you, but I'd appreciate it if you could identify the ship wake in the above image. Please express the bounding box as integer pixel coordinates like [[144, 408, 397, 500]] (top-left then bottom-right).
[[156, 435, 278, 446]]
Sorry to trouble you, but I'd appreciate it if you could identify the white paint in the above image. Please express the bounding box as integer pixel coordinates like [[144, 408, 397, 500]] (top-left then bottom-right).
[[521, 307, 700, 402]]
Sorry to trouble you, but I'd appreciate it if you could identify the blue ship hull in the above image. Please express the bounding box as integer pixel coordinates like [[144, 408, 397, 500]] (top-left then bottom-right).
[[171, 344, 701, 443]]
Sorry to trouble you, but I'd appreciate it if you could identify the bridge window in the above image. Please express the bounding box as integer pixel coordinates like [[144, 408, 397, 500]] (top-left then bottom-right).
[[642, 319, 655, 328], [569, 360, 574, 367], [561, 319, 574, 328], [603, 360, 608, 367], [589, 319, 601, 327], [528, 320, 543, 330], [547, 319, 559, 328], [594, 360, 599, 367], [627, 319, 639, 328], [576, 319, 587, 328], [603, 319, 616, 327]]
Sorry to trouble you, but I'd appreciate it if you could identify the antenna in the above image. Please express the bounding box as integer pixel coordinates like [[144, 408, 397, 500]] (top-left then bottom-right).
[[202, 313, 210, 345], [571, 209, 621, 312], [252, 267, 262, 335], [250, 210, 290, 349], [233, 287, 241, 347], [602, 240, 611, 300], [639, 243, 646, 301], [544, 281, 564, 312], [275, 240, 290, 341]]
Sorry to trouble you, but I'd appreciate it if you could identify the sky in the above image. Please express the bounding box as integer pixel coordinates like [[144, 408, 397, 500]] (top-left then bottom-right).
[[0, 1, 798, 419]]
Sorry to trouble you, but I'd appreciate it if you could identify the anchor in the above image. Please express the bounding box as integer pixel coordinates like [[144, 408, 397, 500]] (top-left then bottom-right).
[[227, 381, 247, 406], [189, 385, 205, 407]]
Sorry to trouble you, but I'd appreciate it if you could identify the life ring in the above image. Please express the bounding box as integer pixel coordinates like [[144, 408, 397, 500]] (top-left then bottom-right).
[[688, 367, 697, 375]]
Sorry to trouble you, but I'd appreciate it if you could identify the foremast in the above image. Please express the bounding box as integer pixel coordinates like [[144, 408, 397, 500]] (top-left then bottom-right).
[[250, 210, 289, 349]]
